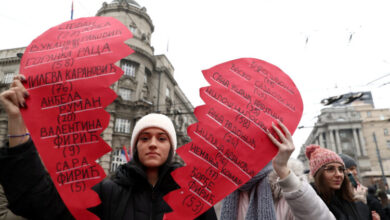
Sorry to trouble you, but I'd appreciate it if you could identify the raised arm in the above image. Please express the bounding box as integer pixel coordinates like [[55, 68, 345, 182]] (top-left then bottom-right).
[[0, 75, 75, 219], [266, 120, 294, 179], [0, 75, 29, 147], [267, 121, 336, 220]]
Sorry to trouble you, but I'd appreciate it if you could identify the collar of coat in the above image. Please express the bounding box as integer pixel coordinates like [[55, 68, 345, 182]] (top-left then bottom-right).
[[111, 160, 182, 188]]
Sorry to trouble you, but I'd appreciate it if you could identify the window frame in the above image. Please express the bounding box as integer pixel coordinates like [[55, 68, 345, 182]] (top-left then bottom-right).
[[114, 118, 131, 133], [118, 88, 132, 101], [122, 61, 137, 78], [110, 149, 127, 172], [386, 140, 390, 149], [166, 87, 170, 97], [129, 25, 137, 35], [2, 72, 14, 84]]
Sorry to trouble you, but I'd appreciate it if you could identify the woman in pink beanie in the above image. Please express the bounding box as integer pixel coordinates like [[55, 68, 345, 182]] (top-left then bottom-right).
[[306, 145, 377, 220]]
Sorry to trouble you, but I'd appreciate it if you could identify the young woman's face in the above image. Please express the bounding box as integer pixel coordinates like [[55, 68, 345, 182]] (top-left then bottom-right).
[[322, 162, 345, 191], [347, 165, 358, 180], [136, 127, 171, 168]]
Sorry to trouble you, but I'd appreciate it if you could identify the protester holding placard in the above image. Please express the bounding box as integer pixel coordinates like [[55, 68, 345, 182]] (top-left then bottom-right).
[[268, 158, 323, 220], [90, 113, 217, 219], [306, 145, 380, 220], [338, 153, 377, 219], [0, 77, 217, 219], [220, 121, 336, 220], [339, 153, 369, 204]]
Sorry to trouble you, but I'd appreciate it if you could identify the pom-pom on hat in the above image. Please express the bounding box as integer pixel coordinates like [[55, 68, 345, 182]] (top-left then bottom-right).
[[130, 113, 177, 155], [305, 144, 345, 176]]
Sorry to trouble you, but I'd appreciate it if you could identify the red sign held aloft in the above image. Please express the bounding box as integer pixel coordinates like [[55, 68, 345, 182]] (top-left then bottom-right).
[[19, 16, 133, 219], [163, 58, 303, 219]]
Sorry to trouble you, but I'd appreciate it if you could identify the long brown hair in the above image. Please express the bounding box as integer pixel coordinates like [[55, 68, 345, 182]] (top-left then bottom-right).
[[378, 190, 389, 207], [314, 167, 355, 203]]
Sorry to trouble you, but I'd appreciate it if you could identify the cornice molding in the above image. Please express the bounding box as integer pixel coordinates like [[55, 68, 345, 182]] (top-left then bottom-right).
[[0, 57, 21, 65], [129, 44, 156, 65], [96, 3, 154, 32]]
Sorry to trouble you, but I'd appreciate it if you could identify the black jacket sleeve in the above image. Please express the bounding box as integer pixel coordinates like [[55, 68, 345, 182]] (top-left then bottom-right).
[[196, 207, 218, 220], [367, 194, 387, 220], [0, 139, 74, 220]]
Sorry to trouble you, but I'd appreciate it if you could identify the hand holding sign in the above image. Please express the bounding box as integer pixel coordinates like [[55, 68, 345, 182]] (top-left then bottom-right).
[[19, 17, 133, 219], [267, 120, 296, 179], [163, 58, 303, 219]]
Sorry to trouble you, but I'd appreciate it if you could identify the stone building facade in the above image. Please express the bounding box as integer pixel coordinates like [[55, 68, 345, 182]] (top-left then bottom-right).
[[357, 104, 390, 186], [298, 92, 390, 186], [0, 0, 196, 174]]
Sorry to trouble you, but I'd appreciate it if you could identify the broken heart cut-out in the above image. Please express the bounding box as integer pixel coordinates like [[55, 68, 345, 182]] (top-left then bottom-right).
[[163, 58, 303, 219], [20, 16, 133, 219]]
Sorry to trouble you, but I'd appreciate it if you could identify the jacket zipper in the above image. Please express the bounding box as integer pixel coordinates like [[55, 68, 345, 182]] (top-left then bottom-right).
[[150, 186, 155, 220]]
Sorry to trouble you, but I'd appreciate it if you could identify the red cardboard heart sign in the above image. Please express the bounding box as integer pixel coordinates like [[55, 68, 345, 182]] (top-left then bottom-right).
[[163, 58, 303, 219], [19, 17, 133, 219]]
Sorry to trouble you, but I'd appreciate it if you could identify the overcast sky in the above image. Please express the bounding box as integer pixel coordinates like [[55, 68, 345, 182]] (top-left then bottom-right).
[[2, 0, 390, 157]]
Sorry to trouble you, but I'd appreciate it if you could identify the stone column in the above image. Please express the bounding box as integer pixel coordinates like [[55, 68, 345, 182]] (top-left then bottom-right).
[[335, 129, 342, 154], [325, 131, 330, 149], [329, 130, 336, 152], [353, 129, 362, 157], [319, 132, 324, 147], [358, 129, 367, 156]]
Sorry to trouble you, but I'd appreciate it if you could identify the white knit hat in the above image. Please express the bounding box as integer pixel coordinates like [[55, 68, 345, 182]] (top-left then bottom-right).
[[130, 113, 177, 154]]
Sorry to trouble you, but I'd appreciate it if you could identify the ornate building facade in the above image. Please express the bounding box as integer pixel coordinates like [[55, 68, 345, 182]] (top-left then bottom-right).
[[0, 0, 196, 174], [298, 91, 390, 186]]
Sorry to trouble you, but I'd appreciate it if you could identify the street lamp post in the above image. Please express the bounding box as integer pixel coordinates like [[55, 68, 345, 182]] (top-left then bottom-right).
[[372, 132, 388, 189]]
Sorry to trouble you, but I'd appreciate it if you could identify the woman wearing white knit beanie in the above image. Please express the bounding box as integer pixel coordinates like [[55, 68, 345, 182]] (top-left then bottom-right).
[[130, 113, 177, 166], [108, 113, 217, 219], [0, 84, 218, 220]]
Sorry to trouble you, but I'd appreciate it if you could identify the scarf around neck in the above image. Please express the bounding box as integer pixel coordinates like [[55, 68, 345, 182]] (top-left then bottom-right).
[[220, 162, 276, 220]]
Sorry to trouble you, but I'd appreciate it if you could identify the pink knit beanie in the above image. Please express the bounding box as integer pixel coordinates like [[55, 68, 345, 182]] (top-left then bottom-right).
[[130, 113, 177, 154], [305, 145, 345, 176]]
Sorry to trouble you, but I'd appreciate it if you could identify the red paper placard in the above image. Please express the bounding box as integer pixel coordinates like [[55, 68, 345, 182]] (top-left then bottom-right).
[[163, 58, 303, 219], [19, 17, 133, 219]]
